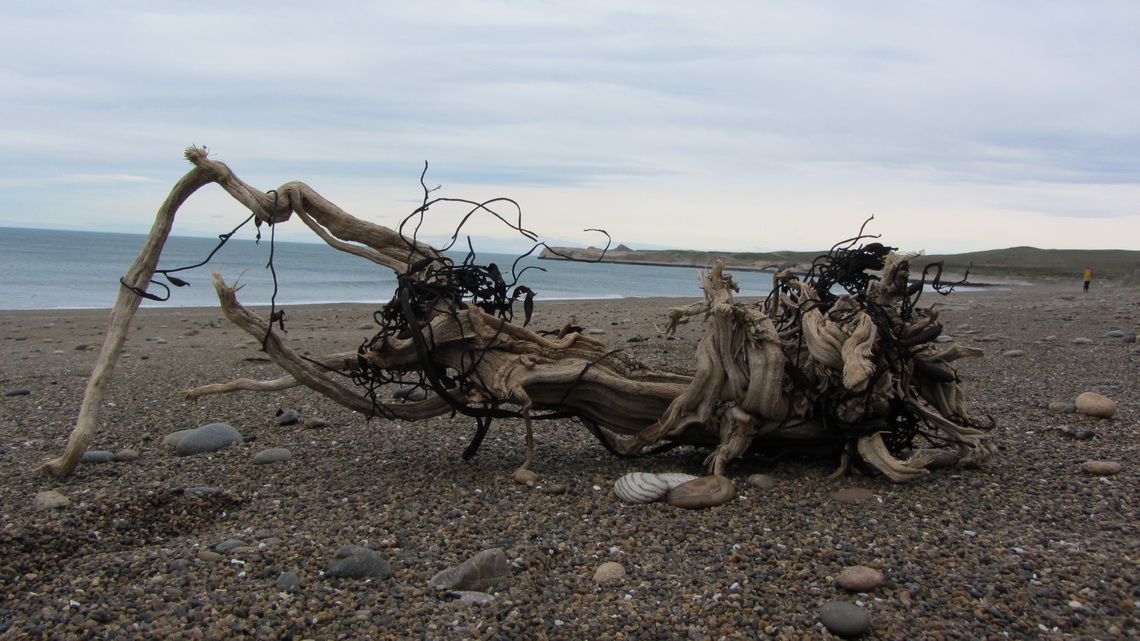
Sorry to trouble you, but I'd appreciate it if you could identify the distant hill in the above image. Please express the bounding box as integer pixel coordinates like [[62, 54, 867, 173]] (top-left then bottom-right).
[[538, 245, 1140, 286]]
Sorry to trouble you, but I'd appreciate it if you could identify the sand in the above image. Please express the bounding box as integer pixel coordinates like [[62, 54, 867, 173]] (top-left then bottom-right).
[[1, 282, 1137, 639]]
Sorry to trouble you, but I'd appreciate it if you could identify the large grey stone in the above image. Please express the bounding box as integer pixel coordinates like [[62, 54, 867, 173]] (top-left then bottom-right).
[[174, 423, 243, 456], [327, 544, 390, 579], [252, 448, 293, 465], [820, 601, 871, 638], [428, 548, 510, 592]]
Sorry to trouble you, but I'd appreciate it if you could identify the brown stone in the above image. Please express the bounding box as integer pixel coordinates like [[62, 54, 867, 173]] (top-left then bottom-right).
[[837, 565, 884, 592], [33, 491, 69, 510], [1075, 392, 1116, 419], [829, 488, 876, 503], [666, 475, 734, 509], [1081, 460, 1122, 476], [747, 473, 778, 490], [593, 561, 626, 584], [513, 468, 539, 486]]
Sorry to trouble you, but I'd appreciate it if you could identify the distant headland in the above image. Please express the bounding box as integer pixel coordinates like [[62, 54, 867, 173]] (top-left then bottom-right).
[[538, 245, 1140, 286]]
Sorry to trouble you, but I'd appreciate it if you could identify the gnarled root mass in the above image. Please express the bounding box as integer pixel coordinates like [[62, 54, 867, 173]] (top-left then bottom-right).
[[641, 251, 994, 480], [43, 146, 995, 481]]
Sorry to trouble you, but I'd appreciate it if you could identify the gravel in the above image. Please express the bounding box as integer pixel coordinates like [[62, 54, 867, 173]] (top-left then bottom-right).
[[1, 286, 1137, 639]]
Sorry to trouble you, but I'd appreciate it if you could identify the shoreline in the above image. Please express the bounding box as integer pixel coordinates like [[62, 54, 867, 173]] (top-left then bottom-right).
[[0, 280, 1052, 314]]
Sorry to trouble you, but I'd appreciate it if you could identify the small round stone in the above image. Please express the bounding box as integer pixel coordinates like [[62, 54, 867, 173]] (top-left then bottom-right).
[[513, 468, 539, 486], [252, 448, 293, 465], [113, 449, 140, 462], [275, 409, 301, 425], [174, 422, 243, 456], [829, 488, 876, 503], [275, 571, 301, 591], [837, 565, 884, 592], [33, 491, 69, 510], [593, 561, 626, 584], [820, 601, 871, 638], [1081, 460, 1122, 476], [1075, 392, 1116, 419], [747, 474, 778, 490], [4, 388, 31, 397], [1002, 349, 1025, 358], [80, 450, 116, 463], [214, 539, 248, 553], [197, 550, 223, 562]]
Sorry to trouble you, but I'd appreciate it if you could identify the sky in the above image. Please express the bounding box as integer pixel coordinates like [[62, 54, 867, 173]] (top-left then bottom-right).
[[2, 1, 1138, 255]]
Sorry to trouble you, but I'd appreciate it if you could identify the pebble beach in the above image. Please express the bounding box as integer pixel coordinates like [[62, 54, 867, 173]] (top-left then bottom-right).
[[1, 282, 1137, 640]]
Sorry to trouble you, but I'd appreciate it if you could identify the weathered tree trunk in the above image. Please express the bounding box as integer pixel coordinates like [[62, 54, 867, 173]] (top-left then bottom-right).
[[40, 147, 995, 481]]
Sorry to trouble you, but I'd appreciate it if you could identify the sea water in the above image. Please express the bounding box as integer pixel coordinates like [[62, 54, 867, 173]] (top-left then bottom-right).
[[0, 227, 781, 310]]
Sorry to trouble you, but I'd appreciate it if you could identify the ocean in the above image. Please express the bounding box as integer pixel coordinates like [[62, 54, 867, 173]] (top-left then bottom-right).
[[0, 227, 781, 311]]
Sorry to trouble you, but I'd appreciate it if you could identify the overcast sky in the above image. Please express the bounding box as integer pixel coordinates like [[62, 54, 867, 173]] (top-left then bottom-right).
[[2, 1, 1138, 254]]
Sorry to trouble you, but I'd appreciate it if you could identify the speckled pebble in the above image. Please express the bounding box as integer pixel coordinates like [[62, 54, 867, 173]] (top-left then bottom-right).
[[252, 448, 293, 465], [1081, 460, 1122, 476], [747, 474, 778, 490], [513, 468, 539, 486], [1047, 401, 1077, 414], [837, 565, 884, 592], [1002, 349, 1025, 357], [593, 561, 626, 584], [113, 449, 140, 461], [80, 450, 116, 463], [542, 483, 569, 495], [1075, 392, 1116, 419], [197, 550, 223, 562], [33, 491, 69, 510], [830, 488, 876, 503]]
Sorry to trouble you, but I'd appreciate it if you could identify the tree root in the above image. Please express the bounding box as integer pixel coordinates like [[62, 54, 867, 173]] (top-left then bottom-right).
[[40, 147, 996, 483]]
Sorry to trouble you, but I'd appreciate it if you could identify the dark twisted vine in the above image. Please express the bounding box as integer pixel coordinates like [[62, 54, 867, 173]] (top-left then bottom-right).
[[336, 163, 618, 459], [762, 219, 987, 458]]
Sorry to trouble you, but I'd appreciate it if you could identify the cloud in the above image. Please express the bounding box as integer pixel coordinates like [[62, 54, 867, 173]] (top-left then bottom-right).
[[0, 174, 158, 187], [1, 1, 1138, 252]]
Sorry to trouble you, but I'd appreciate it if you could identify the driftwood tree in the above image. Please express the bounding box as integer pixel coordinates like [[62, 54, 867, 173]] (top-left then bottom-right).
[[39, 147, 996, 482]]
